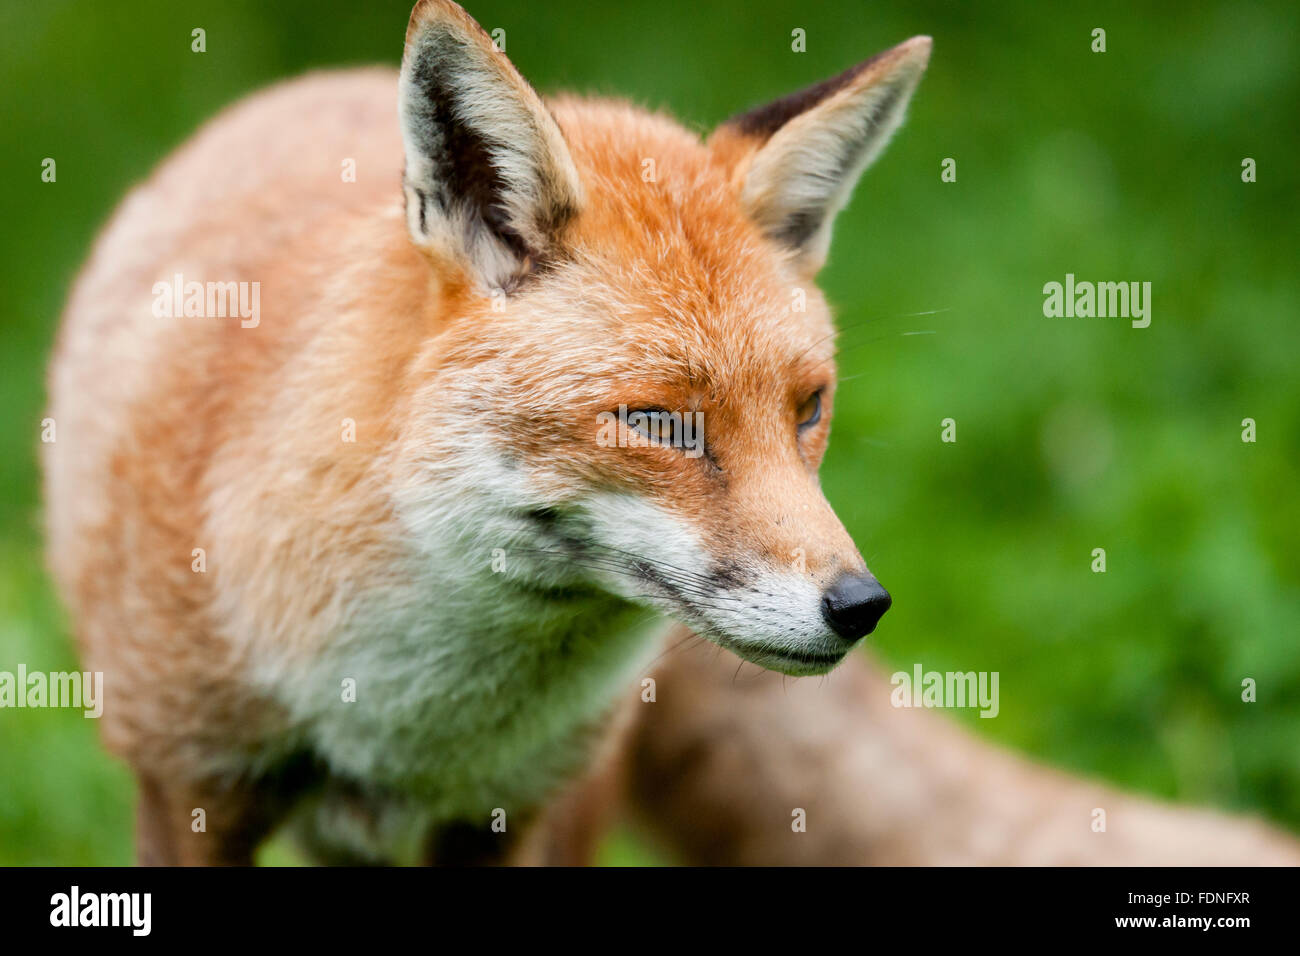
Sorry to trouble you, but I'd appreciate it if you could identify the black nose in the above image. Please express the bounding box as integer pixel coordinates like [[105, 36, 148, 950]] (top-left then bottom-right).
[[820, 572, 892, 641]]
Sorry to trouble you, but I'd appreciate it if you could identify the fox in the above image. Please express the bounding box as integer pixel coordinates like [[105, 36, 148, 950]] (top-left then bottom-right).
[[43, 0, 1300, 866]]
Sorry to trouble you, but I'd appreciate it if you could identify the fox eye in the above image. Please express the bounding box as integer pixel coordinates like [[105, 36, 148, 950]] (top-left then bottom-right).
[[797, 390, 822, 431], [627, 407, 674, 443]]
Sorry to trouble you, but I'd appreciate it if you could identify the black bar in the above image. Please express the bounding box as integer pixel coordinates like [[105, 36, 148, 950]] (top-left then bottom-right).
[[0, 866, 1284, 942]]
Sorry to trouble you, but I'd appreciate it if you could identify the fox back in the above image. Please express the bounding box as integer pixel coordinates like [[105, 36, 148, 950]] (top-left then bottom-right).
[[43, 0, 929, 860]]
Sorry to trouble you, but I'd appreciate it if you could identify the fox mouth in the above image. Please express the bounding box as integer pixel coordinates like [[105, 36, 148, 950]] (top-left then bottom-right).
[[713, 639, 849, 676], [513, 504, 852, 675], [633, 566, 854, 675]]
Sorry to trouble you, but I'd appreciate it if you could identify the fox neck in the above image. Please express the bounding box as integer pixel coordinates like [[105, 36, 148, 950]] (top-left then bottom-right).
[[258, 449, 662, 817]]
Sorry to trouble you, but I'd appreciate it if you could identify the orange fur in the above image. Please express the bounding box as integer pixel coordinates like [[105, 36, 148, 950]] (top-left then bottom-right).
[[43, 22, 879, 860], [46, 17, 870, 770], [47, 2, 1292, 867]]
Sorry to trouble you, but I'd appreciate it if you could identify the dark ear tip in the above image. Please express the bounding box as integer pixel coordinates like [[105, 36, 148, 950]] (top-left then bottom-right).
[[720, 35, 932, 142]]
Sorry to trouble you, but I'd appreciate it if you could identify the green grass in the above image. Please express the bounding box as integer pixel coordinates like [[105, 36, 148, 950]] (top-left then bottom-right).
[[2, 0, 1297, 864]]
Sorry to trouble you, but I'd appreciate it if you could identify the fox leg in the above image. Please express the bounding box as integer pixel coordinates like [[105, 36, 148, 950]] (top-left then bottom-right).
[[624, 627, 1300, 865], [135, 772, 288, 866], [507, 748, 626, 866], [135, 751, 325, 866]]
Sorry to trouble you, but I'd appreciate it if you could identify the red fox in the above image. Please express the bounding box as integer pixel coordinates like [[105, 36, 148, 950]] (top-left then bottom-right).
[[44, 0, 1298, 865]]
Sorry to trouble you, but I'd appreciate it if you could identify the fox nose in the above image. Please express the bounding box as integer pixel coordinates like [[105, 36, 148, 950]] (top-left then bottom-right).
[[820, 571, 892, 641]]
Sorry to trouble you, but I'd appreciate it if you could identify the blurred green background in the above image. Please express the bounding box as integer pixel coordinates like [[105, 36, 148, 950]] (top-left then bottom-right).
[[1, 0, 1297, 865]]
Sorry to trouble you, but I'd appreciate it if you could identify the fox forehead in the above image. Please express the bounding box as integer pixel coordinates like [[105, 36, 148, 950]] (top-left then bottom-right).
[[452, 98, 838, 402]]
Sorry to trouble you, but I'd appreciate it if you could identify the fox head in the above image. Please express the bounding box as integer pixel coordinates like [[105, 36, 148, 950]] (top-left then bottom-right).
[[394, 0, 930, 675]]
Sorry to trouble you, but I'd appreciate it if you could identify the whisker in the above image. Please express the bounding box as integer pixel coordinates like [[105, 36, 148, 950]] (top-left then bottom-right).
[[794, 307, 952, 363], [641, 630, 709, 672], [836, 328, 938, 361], [581, 542, 735, 592], [510, 548, 745, 611]]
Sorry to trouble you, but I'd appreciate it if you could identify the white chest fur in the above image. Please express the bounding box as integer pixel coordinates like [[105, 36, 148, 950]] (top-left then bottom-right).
[[259, 574, 663, 821]]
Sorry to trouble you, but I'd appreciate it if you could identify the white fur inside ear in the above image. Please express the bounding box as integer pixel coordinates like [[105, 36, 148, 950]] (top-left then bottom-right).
[[741, 44, 929, 271], [399, 15, 582, 290]]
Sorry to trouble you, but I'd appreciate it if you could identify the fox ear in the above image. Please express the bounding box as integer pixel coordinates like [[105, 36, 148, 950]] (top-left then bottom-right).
[[711, 37, 931, 273], [399, 0, 582, 290]]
